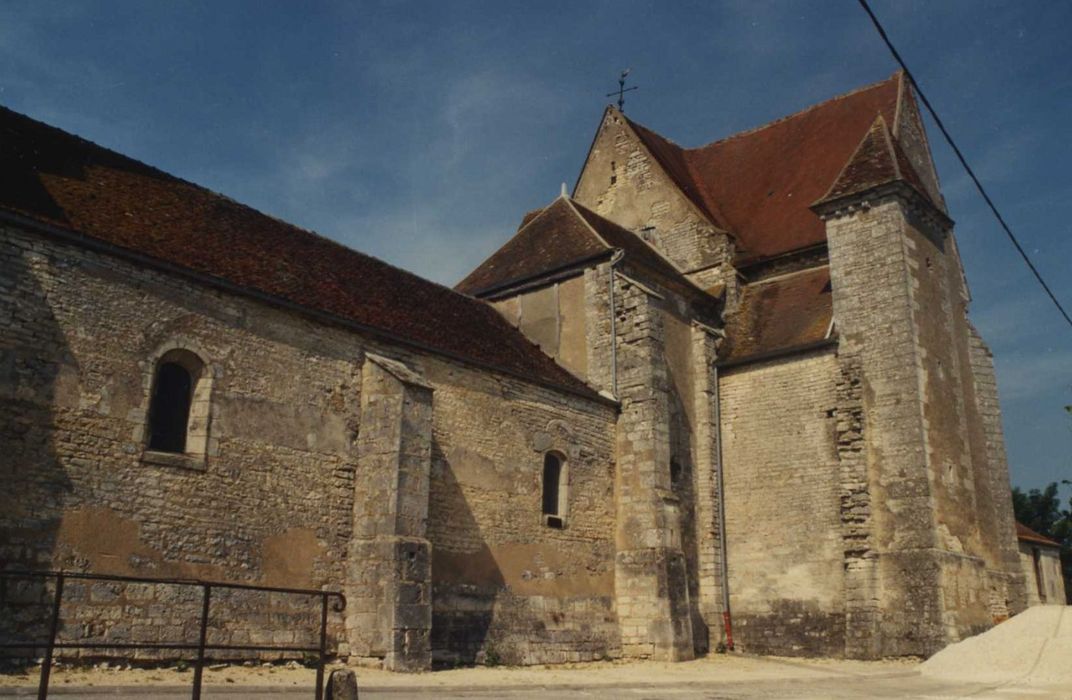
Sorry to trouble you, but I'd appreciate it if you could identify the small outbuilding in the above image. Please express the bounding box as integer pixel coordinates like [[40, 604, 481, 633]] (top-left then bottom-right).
[[1016, 522, 1067, 605]]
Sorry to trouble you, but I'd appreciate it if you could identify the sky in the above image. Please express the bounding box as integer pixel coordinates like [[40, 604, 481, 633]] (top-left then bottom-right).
[[2, 0, 1069, 497]]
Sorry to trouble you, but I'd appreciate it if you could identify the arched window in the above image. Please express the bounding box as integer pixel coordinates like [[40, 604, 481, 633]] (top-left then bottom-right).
[[148, 362, 193, 452], [541, 452, 567, 528], [146, 349, 207, 458]]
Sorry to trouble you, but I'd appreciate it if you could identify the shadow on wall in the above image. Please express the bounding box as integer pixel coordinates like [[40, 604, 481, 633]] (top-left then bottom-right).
[[668, 386, 708, 656], [427, 438, 505, 668], [0, 242, 75, 650]]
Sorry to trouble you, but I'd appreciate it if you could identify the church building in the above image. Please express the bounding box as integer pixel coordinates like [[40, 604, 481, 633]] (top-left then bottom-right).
[[0, 71, 1027, 669]]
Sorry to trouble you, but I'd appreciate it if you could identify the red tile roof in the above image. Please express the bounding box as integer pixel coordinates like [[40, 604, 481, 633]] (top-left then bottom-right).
[[815, 115, 932, 206], [624, 72, 911, 263], [455, 198, 608, 295], [456, 196, 693, 298], [719, 266, 834, 364], [0, 106, 602, 400], [1016, 522, 1062, 548]]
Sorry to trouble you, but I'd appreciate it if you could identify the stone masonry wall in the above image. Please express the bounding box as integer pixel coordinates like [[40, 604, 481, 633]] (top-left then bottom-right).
[[426, 362, 619, 666], [834, 353, 881, 658], [823, 195, 1026, 656], [611, 279, 694, 661], [1018, 543, 1066, 606], [897, 213, 996, 642], [346, 356, 434, 671], [0, 223, 620, 667], [967, 325, 1028, 616], [825, 198, 947, 657], [574, 109, 735, 296], [1, 223, 358, 658], [718, 348, 846, 656]]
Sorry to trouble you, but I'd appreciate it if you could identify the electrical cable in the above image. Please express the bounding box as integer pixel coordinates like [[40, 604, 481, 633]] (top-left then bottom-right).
[[857, 0, 1072, 329]]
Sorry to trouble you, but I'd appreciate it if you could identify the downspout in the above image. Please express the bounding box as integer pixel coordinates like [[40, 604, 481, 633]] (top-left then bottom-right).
[[608, 249, 625, 397], [712, 364, 734, 650]]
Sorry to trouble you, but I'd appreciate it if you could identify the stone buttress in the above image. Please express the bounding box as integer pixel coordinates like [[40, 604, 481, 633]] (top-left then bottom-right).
[[611, 277, 695, 661], [345, 354, 434, 671]]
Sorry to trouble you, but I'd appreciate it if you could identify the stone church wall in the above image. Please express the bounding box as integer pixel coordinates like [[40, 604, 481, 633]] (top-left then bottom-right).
[[1, 223, 359, 657], [426, 365, 619, 666], [718, 348, 846, 656], [0, 223, 620, 665]]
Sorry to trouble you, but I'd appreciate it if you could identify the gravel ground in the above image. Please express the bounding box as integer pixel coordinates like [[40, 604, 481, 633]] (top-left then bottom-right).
[[0, 649, 1068, 699]]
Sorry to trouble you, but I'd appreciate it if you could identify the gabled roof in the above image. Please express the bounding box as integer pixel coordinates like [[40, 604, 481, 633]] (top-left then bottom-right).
[[1016, 522, 1062, 548], [0, 105, 602, 401], [455, 197, 608, 295], [621, 71, 932, 264], [813, 115, 932, 207], [718, 266, 834, 365], [456, 196, 690, 297]]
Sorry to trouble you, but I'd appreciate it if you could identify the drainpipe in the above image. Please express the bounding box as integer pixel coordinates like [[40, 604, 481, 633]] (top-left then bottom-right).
[[608, 249, 625, 398], [712, 364, 734, 650]]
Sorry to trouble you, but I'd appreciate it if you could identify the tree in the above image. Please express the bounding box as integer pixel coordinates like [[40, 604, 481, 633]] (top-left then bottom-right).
[[1012, 483, 1067, 538]]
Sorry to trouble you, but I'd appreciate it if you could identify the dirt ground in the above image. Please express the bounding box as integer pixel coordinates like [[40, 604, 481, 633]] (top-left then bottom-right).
[[0, 654, 1066, 699], [0, 654, 918, 689]]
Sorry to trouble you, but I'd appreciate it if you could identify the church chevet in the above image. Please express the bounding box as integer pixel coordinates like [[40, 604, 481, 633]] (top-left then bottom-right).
[[0, 71, 1028, 670]]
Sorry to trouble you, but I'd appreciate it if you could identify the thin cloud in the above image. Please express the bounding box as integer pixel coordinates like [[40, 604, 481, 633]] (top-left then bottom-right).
[[995, 348, 1072, 402]]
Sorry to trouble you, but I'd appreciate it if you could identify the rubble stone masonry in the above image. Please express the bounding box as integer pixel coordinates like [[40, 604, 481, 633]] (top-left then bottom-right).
[[823, 195, 1025, 657], [0, 222, 620, 666]]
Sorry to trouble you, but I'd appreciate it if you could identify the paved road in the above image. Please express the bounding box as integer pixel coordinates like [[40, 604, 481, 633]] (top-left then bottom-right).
[[2, 673, 1067, 699]]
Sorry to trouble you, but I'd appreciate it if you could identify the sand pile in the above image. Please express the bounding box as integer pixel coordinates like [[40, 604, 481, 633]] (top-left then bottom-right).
[[920, 605, 1071, 687]]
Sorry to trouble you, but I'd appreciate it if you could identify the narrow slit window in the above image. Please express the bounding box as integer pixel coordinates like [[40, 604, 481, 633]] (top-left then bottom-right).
[[670, 458, 682, 487], [542, 453, 562, 517], [148, 361, 194, 453]]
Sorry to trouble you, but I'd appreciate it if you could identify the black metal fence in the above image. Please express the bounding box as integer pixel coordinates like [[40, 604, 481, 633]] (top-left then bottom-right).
[[0, 570, 346, 700]]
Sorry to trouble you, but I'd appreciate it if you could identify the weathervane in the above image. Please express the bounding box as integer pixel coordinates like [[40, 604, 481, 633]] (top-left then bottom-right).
[[606, 69, 638, 112]]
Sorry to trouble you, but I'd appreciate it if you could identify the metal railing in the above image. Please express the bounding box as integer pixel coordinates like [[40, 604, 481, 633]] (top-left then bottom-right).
[[0, 570, 346, 700]]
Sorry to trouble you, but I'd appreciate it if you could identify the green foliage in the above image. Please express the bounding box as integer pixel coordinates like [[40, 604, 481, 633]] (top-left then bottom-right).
[[1012, 483, 1069, 541]]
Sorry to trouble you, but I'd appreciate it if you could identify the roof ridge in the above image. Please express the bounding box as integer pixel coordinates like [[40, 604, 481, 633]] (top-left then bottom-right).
[[569, 199, 689, 275], [563, 197, 612, 248], [619, 112, 733, 233], [683, 71, 901, 152], [569, 199, 716, 299], [621, 113, 688, 151], [812, 114, 892, 206], [876, 114, 901, 180], [0, 105, 472, 301], [455, 198, 587, 292]]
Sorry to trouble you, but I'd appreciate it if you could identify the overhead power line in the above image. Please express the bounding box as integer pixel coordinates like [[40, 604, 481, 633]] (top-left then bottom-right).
[[857, 0, 1072, 330]]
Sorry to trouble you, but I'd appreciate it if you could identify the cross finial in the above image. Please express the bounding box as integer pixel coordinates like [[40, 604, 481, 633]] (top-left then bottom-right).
[[606, 69, 638, 112]]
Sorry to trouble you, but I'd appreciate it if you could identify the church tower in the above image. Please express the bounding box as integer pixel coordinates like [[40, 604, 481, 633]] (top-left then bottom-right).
[[812, 88, 1026, 656]]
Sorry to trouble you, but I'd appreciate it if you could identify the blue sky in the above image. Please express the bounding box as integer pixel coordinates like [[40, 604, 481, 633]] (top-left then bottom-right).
[[2, 1, 1069, 496]]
